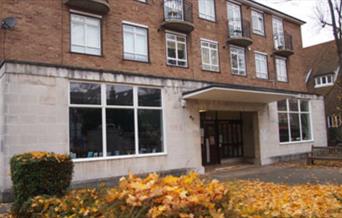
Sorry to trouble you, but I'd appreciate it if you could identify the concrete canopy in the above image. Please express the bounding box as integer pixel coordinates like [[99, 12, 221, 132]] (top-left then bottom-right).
[[182, 86, 300, 103]]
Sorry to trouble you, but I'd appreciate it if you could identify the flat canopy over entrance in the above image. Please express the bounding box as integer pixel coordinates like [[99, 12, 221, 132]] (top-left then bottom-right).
[[183, 85, 302, 103]]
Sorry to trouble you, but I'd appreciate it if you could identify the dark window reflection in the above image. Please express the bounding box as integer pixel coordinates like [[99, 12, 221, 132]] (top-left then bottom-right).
[[69, 108, 102, 158], [70, 82, 101, 105], [278, 113, 289, 142], [300, 101, 309, 112], [277, 100, 287, 111], [106, 109, 135, 156], [290, 113, 300, 141], [106, 85, 133, 106], [301, 114, 311, 140], [138, 88, 161, 107], [138, 110, 163, 154], [289, 99, 299, 112]]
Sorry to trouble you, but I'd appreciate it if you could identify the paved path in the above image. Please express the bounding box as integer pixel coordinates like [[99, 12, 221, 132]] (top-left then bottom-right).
[[206, 164, 342, 184]]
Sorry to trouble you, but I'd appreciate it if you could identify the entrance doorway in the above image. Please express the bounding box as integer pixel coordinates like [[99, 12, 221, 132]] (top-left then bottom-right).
[[200, 111, 244, 166]]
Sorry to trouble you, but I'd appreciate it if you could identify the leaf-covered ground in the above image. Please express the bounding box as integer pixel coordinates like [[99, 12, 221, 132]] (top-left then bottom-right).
[[225, 180, 342, 217]]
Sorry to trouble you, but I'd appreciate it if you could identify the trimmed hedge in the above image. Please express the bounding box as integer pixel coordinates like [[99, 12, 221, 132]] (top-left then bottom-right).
[[10, 151, 73, 215]]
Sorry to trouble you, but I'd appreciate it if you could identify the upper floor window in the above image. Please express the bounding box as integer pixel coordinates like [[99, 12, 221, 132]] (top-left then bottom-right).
[[255, 52, 268, 79], [230, 46, 246, 76], [198, 0, 216, 21], [123, 23, 148, 62], [277, 99, 312, 143], [227, 2, 242, 37], [327, 113, 342, 128], [275, 57, 287, 82], [252, 10, 265, 36], [166, 32, 187, 67], [71, 14, 101, 56], [314, 74, 334, 88], [201, 39, 219, 72], [272, 17, 285, 49]]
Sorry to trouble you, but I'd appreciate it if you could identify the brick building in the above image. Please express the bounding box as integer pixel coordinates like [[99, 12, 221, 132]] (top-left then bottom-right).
[[0, 0, 327, 201], [302, 40, 342, 145]]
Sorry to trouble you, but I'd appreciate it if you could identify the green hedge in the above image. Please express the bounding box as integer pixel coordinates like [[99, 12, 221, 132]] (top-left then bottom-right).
[[10, 151, 73, 215]]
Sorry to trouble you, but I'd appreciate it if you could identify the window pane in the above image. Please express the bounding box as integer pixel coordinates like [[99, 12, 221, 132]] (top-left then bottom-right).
[[300, 100, 309, 112], [87, 24, 100, 48], [138, 88, 161, 107], [69, 108, 102, 159], [138, 110, 163, 154], [277, 100, 287, 111], [290, 113, 301, 141], [202, 47, 210, 64], [278, 113, 289, 142], [106, 109, 135, 156], [70, 82, 101, 105], [167, 41, 176, 58], [301, 113, 311, 140], [106, 85, 133, 106], [124, 32, 134, 53], [178, 43, 186, 60], [211, 49, 218, 65], [71, 22, 84, 46], [289, 99, 299, 111]]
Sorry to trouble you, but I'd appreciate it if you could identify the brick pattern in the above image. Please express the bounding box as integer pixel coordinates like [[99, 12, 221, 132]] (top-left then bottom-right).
[[0, 0, 306, 92]]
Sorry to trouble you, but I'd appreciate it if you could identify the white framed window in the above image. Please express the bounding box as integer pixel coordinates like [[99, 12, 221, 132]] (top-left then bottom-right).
[[252, 10, 265, 35], [275, 57, 287, 82], [166, 32, 187, 67], [227, 2, 242, 37], [277, 99, 312, 143], [69, 82, 164, 160], [70, 14, 101, 56], [255, 52, 268, 79], [230, 46, 246, 75], [272, 17, 285, 49], [199, 0, 216, 21], [123, 23, 148, 62], [201, 39, 219, 72], [314, 74, 334, 88]]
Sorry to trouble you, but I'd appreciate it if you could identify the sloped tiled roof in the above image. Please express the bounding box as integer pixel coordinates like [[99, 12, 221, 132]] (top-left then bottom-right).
[[302, 40, 339, 96]]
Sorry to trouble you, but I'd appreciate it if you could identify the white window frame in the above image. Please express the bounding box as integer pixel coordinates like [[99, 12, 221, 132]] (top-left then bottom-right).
[[200, 39, 219, 72], [69, 81, 167, 162], [278, 99, 314, 144], [227, 1, 242, 37], [122, 22, 149, 62], [273, 17, 285, 49], [314, 74, 334, 88], [251, 10, 265, 36], [275, 56, 288, 82], [198, 0, 216, 21], [165, 32, 188, 67], [254, 52, 268, 79], [70, 13, 101, 56], [230, 45, 246, 76]]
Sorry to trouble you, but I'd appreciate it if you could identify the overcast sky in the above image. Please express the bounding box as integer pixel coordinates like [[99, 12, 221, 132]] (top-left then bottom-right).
[[254, 0, 334, 47]]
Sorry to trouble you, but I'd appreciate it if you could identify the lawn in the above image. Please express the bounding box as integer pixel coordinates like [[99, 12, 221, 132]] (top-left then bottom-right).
[[13, 172, 342, 218]]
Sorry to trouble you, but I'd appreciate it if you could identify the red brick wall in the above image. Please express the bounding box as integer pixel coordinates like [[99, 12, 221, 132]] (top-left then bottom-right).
[[0, 0, 307, 92]]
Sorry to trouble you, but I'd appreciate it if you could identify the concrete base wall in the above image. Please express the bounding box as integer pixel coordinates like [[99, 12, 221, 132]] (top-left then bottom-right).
[[0, 62, 328, 201]]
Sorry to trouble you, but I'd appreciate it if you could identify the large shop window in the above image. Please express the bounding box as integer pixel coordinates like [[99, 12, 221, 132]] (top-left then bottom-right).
[[277, 99, 312, 143], [70, 14, 101, 56], [69, 82, 164, 159]]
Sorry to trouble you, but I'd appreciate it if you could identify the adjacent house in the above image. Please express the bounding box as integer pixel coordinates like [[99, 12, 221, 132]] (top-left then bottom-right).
[[0, 0, 327, 201], [302, 40, 342, 146]]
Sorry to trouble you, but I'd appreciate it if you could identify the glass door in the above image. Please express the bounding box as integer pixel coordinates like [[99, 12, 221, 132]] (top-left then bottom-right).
[[227, 2, 242, 37], [273, 17, 284, 49], [164, 0, 184, 21]]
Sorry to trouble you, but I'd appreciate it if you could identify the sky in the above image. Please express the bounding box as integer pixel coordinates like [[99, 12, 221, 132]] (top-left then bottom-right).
[[254, 0, 334, 47]]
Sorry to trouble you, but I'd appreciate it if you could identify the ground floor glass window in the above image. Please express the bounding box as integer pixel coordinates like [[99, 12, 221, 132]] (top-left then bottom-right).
[[69, 82, 164, 159], [277, 99, 312, 143]]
